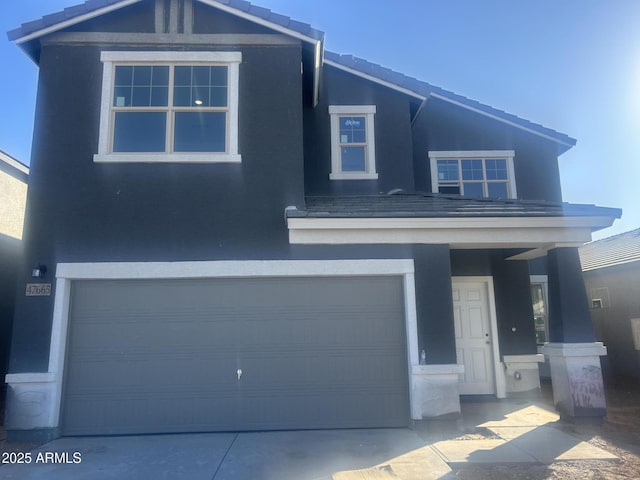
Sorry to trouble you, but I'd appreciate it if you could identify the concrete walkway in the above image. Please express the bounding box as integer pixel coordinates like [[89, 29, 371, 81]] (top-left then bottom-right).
[[0, 398, 617, 480]]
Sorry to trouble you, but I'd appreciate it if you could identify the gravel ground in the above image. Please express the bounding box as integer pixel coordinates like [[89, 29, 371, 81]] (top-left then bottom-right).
[[453, 380, 640, 480]]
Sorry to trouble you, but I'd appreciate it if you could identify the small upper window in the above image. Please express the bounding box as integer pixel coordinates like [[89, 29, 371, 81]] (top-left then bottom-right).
[[95, 51, 241, 163], [429, 151, 517, 199], [329, 105, 377, 180]]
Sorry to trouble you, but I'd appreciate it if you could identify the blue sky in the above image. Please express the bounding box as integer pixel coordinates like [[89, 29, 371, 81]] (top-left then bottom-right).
[[1, 0, 638, 239]]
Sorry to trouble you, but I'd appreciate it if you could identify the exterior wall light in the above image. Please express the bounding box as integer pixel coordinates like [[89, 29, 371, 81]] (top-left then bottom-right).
[[31, 265, 47, 278]]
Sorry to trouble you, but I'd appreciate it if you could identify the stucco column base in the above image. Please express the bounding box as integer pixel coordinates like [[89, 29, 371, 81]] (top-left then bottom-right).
[[410, 364, 463, 419], [502, 354, 544, 394], [541, 342, 607, 418], [4, 373, 60, 443]]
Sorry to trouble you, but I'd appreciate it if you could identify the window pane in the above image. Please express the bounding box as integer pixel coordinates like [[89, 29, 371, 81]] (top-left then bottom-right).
[[461, 159, 483, 180], [114, 66, 168, 107], [487, 182, 509, 198], [132, 66, 152, 86], [113, 112, 166, 152], [463, 182, 484, 197], [212, 66, 228, 86], [192, 66, 210, 85], [132, 86, 152, 107], [211, 87, 227, 107], [173, 86, 191, 107], [339, 117, 366, 144], [150, 86, 168, 107], [191, 87, 210, 107], [174, 112, 226, 152], [174, 66, 191, 86], [174, 66, 228, 107], [113, 87, 131, 107], [532, 284, 547, 344], [437, 160, 459, 181], [341, 146, 366, 171], [486, 159, 508, 180], [114, 66, 133, 86]]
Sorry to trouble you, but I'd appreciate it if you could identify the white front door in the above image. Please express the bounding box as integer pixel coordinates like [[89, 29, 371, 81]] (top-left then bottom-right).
[[452, 280, 496, 395]]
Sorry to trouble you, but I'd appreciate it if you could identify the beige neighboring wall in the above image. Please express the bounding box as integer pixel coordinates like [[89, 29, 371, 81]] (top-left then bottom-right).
[[0, 151, 29, 240]]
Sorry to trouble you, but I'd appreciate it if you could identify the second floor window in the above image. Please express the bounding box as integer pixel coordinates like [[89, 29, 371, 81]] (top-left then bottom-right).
[[95, 51, 241, 163], [428, 151, 517, 199], [329, 105, 378, 180]]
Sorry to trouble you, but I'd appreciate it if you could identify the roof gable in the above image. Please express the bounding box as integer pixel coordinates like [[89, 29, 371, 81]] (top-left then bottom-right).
[[7, 0, 324, 44], [9, 0, 575, 150], [325, 52, 576, 152]]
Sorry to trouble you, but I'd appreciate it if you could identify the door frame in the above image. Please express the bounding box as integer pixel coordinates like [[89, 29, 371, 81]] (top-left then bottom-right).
[[451, 276, 505, 398]]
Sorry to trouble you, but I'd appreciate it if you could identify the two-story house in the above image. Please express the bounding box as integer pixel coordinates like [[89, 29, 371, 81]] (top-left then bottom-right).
[[5, 0, 620, 442]]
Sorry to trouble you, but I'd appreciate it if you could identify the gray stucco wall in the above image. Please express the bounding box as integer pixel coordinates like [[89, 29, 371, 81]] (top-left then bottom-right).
[[303, 65, 416, 195], [584, 262, 640, 381], [411, 97, 563, 202]]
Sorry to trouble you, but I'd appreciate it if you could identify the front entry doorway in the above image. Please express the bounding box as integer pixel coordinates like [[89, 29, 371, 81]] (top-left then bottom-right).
[[452, 278, 498, 395]]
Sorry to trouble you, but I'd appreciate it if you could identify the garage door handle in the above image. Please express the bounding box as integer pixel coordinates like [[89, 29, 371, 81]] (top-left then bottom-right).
[[237, 369, 243, 380]]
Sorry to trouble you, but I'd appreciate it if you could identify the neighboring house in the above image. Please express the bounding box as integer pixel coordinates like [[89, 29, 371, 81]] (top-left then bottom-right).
[[0, 149, 29, 412], [4, 0, 621, 441], [579, 229, 640, 382]]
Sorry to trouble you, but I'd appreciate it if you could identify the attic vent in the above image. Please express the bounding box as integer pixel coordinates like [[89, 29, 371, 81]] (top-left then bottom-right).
[[590, 287, 610, 309]]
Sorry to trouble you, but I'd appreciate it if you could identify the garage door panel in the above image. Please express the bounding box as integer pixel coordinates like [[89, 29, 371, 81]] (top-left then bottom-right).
[[62, 276, 408, 435]]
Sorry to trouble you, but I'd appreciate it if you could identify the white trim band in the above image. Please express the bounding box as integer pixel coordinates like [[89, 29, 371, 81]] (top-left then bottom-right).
[[542, 342, 607, 357]]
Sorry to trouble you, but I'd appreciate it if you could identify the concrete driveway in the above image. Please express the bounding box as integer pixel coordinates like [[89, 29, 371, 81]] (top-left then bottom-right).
[[0, 428, 453, 480], [0, 395, 620, 479]]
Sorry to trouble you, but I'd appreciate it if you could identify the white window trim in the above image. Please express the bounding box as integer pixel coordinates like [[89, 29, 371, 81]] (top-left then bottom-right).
[[329, 105, 378, 180], [94, 51, 241, 164], [428, 150, 517, 199]]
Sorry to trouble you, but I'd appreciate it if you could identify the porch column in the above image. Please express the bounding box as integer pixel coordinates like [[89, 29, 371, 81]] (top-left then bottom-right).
[[542, 247, 607, 419], [411, 245, 461, 418]]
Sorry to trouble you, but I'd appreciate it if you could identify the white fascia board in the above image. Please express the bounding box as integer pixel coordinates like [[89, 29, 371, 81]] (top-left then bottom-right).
[[0, 150, 29, 175], [287, 216, 615, 231], [429, 93, 576, 149], [289, 227, 595, 246], [14, 0, 143, 44], [196, 0, 320, 45], [324, 59, 426, 101], [286, 216, 618, 246]]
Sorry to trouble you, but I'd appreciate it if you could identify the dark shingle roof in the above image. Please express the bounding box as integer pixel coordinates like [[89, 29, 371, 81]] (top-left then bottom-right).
[[324, 52, 576, 150], [580, 228, 640, 271], [287, 193, 621, 220]]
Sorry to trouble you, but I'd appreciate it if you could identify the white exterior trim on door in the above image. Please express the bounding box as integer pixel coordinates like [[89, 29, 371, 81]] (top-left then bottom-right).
[[452, 276, 505, 398], [6, 259, 424, 431]]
